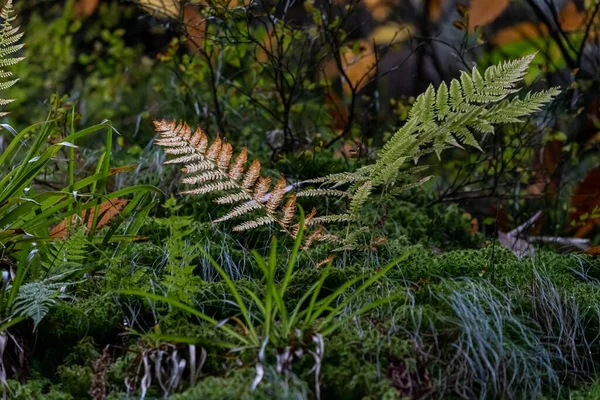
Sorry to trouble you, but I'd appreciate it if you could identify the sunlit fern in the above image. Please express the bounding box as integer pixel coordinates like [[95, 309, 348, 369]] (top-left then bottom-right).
[[154, 120, 300, 234], [0, 0, 23, 117], [154, 55, 559, 248]]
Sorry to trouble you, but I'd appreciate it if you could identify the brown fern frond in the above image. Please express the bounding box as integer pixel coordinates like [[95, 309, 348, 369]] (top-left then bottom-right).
[[213, 201, 262, 223], [266, 176, 286, 212], [205, 135, 222, 161], [292, 207, 317, 237], [181, 170, 222, 185], [281, 194, 296, 228], [242, 160, 261, 189], [228, 147, 248, 180], [191, 127, 208, 151], [305, 207, 317, 226], [164, 154, 204, 165], [154, 120, 303, 237], [253, 177, 271, 202], [182, 160, 214, 173], [214, 192, 252, 205], [232, 216, 275, 232], [218, 142, 233, 169], [180, 181, 237, 195]]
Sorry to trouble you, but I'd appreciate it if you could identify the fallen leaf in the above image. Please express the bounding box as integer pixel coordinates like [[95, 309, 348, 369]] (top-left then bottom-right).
[[73, 0, 100, 17], [369, 22, 415, 45], [50, 198, 128, 239], [340, 40, 377, 95], [138, 0, 181, 19], [491, 22, 549, 45], [429, 0, 443, 22], [182, 5, 206, 52], [468, 0, 510, 31], [364, 0, 400, 22], [559, 1, 586, 32], [585, 245, 600, 256]]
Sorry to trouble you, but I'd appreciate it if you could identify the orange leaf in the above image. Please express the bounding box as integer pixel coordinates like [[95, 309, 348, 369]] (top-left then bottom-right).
[[109, 164, 138, 174], [183, 5, 207, 52], [491, 22, 548, 45], [364, 0, 400, 22], [468, 0, 509, 31], [73, 0, 99, 18], [429, 0, 443, 22], [50, 198, 128, 239], [559, 1, 586, 32], [340, 40, 377, 95], [585, 245, 600, 256]]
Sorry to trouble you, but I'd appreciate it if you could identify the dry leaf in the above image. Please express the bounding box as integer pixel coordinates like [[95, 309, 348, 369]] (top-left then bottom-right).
[[469, 217, 479, 234], [73, 0, 100, 17], [138, 0, 181, 19], [559, 1, 586, 32], [183, 5, 207, 52], [340, 40, 377, 95], [491, 22, 548, 45], [50, 198, 128, 239], [109, 164, 138, 174], [429, 0, 443, 22], [585, 245, 600, 256], [368, 23, 415, 45], [468, 0, 510, 31], [364, 0, 400, 21]]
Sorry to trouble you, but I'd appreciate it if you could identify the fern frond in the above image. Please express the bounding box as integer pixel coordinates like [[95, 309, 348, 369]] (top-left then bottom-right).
[[0, 0, 23, 114], [266, 176, 287, 212], [13, 280, 63, 329], [311, 214, 356, 224], [253, 177, 271, 202], [214, 192, 251, 205], [213, 201, 262, 223], [349, 181, 373, 216], [374, 54, 558, 184], [42, 229, 88, 272], [281, 194, 296, 228], [232, 216, 275, 232], [154, 120, 301, 234], [228, 147, 248, 180], [296, 189, 349, 198]]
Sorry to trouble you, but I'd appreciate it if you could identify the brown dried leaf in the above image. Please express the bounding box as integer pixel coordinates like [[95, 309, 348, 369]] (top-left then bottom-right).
[[266, 176, 287, 212], [491, 22, 548, 45], [559, 1, 586, 32], [468, 0, 509, 31], [50, 198, 128, 239]]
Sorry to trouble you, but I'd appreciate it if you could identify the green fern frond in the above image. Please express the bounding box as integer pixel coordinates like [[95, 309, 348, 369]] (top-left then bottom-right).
[[42, 229, 88, 273], [372, 54, 558, 184], [0, 0, 23, 116], [296, 188, 349, 198], [13, 280, 64, 329]]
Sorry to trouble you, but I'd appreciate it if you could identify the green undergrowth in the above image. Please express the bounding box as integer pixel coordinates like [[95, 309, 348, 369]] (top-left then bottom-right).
[[9, 221, 600, 399]]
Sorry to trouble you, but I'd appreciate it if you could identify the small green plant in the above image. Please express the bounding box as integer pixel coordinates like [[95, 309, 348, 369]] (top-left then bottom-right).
[[119, 208, 413, 396]]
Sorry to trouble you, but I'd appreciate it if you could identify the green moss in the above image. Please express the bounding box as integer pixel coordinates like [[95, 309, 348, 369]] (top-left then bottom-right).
[[170, 368, 309, 400], [4, 379, 73, 400], [57, 365, 92, 399]]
